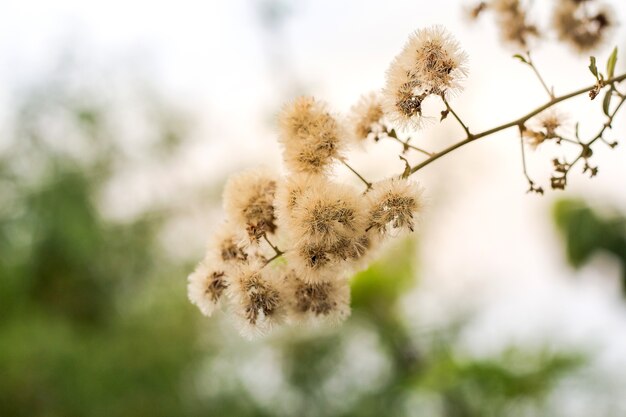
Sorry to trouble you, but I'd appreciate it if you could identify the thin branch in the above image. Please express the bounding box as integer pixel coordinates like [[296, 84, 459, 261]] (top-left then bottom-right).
[[386, 129, 433, 156], [340, 159, 372, 190], [262, 234, 283, 256], [407, 72, 626, 177], [262, 234, 284, 267], [519, 126, 543, 194], [441, 94, 472, 138], [527, 53, 554, 99], [588, 94, 626, 147]]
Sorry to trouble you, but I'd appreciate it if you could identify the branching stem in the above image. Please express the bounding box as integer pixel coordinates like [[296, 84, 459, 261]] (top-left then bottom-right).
[[407, 72, 626, 177], [386, 128, 433, 156]]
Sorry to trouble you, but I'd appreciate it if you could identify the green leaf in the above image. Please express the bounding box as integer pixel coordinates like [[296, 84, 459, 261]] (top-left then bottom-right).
[[513, 54, 529, 64], [602, 89, 613, 116], [589, 56, 598, 78], [606, 47, 618, 79]]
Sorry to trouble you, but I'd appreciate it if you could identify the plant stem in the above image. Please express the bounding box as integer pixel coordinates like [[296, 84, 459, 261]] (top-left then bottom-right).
[[442, 95, 471, 138], [341, 159, 372, 190], [386, 130, 433, 156], [262, 234, 284, 266], [407, 72, 626, 176], [588, 94, 626, 146], [263, 234, 283, 257], [527, 53, 554, 99]]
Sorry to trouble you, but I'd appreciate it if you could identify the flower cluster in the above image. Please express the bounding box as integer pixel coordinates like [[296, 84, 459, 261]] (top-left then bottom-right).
[[189, 92, 426, 336], [553, 0, 614, 53], [187, 20, 625, 337], [468, 0, 614, 52]]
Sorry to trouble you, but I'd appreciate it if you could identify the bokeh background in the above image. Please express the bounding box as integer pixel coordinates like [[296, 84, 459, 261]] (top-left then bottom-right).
[[1, 1, 626, 416]]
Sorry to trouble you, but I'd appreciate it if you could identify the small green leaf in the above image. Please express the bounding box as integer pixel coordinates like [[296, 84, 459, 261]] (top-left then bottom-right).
[[513, 54, 529, 64], [602, 89, 613, 116], [589, 56, 598, 78], [606, 47, 618, 79]]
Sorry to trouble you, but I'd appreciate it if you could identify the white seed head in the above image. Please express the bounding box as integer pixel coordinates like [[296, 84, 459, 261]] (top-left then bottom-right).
[[223, 167, 278, 242], [227, 263, 286, 338], [382, 26, 468, 131], [187, 256, 229, 317], [348, 92, 385, 143], [282, 269, 351, 325], [366, 178, 423, 235], [278, 96, 346, 174], [552, 0, 614, 53]]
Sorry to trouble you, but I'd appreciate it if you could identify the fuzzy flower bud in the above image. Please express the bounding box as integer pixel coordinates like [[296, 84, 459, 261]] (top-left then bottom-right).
[[278, 96, 346, 175], [366, 178, 423, 235], [223, 167, 278, 242], [187, 256, 229, 317], [382, 26, 468, 131]]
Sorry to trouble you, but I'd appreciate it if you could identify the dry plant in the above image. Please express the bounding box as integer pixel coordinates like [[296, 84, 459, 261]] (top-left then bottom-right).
[[188, 11, 625, 337]]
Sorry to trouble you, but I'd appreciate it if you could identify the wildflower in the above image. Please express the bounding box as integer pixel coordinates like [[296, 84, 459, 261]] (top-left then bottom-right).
[[491, 0, 540, 48], [348, 92, 385, 142], [382, 26, 468, 130], [523, 111, 565, 149], [227, 263, 285, 337], [553, 0, 614, 53], [366, 178, 423, 234], [291, 180, 366, 247], [286, 240, 343, 283], [274, 174, 325, 231], [278, 96, 346, 174], [223, 167, 278, 241], [211, 222, 249, 264], [187, 256, 229, 317], [288, 274, 351, 324]]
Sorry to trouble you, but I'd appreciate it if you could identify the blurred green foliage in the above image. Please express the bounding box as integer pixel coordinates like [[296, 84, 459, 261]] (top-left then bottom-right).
[[554, 198, 626, 293], [0, 63, 585, 417]]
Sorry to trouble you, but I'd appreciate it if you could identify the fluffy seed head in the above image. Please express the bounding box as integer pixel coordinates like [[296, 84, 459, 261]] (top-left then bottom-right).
[[187, 256, 229, 317], [348, 92, 385, 142], [223, 167, 278, 241], [227, 263, 285, 337], [523, 111, 565, 149], [382, 26, 468, 131], [291, 180, 366, 247], [211, 222, 249, 264], [275, 174, 326, 232], [367, 178, 423, 235], [553, 0, 614, 53], [278, 96, 346, 174], [288, 273, 351, 324]]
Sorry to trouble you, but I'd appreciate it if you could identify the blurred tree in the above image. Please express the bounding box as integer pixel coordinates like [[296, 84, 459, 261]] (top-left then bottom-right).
[[554, 198, 626, 294]]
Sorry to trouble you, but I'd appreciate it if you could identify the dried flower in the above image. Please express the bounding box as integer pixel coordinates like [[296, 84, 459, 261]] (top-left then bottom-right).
[[187, 256, 229, 317], [491, 0, 540, 48], [291, 180, 366, 247], [278, 96, 346, 174], [286, 272, 351, 324], [523, 111, 566, 149], [211, 222, 249, 264], [274, 174, 326, 231], [382, 26, 468, 130], [348, 92, 385, 142], [227, 263, 285, 337], [553, 0, 614, 53], [366, 178, 423, 235], [223, 167, 278, 241]]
